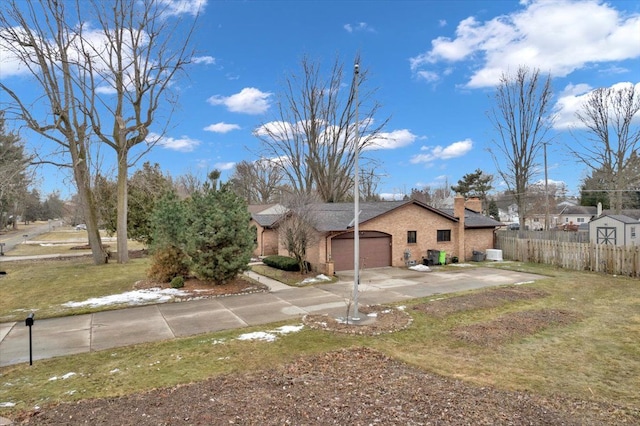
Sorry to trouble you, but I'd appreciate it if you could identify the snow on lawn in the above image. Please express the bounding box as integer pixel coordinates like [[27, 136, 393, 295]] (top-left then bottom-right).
[[62, 288, 189, 308], [237, 324, 304, 342], [300, 274, 332, 284]]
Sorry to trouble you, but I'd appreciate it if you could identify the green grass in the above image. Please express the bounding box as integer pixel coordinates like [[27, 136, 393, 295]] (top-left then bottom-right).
[[0, 257, 151, 321], [1, 244, 639, 418]]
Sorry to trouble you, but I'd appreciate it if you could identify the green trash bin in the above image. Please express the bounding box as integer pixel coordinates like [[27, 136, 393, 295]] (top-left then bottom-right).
[[439, 251, 446, 265]]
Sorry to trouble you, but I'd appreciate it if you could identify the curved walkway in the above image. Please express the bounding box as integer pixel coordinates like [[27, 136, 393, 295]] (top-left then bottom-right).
[[0, 266, 543, 367]]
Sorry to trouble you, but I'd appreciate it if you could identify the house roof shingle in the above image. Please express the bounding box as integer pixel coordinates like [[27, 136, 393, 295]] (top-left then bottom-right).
[[250, 200, 502, 231]]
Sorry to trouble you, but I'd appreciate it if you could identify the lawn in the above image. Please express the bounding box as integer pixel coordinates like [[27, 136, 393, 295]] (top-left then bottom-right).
[[0, 259, 638, 418]]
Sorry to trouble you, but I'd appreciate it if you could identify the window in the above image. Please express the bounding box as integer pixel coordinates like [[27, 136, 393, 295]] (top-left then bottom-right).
[[577, 217, 585, 223], [632, 227, 636, 239], [437, 229, 451, 242], [407, 231, 417, 244]]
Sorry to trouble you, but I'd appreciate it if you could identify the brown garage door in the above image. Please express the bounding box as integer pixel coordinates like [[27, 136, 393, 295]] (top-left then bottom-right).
[[331, 231, 391, 271]]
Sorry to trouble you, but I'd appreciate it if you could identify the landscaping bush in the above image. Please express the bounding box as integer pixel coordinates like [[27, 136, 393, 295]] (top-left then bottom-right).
[[262, 255, 300, 271], [170, 276, 185, 289], [148, 245, 190, 282]]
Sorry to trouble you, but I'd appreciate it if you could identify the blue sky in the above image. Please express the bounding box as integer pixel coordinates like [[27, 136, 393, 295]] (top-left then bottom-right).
[[2, 0, 639, 200]]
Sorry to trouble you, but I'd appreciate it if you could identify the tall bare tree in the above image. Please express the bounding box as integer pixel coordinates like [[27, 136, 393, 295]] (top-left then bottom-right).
[[0, 0, 201, 263], [255, 56, 388, 203], [569, 84, 640, 213], [487, 66, 554, 228], [229, 159, 284, 204]]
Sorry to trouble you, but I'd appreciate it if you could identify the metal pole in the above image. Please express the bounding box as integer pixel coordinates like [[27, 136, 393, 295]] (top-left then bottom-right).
[[544, 142, 549, 231], [28, 325, 33, 365], [352, 62, 360, 321]]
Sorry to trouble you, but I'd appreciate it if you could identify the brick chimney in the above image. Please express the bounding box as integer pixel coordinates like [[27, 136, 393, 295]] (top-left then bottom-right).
[[465, 197, 482, 213], [454, 195, 466, 262]]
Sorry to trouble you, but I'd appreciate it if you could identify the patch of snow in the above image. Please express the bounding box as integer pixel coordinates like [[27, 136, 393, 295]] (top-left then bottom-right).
[[237, 331, 277, 342], [450, 263, 474, 267], [236, 324, 304, 342], [367, 312, 378, 318], [513, 281, 534, 286], [62, 288, 189, 308], [300, 274, 332, 284], [409, 264, 431, 272], [273, 324, 304, 334], [49, 372, 76, 381], [109, 368, 120, 374], [397, 305, 407, 311], [0, 402, 16, 408]]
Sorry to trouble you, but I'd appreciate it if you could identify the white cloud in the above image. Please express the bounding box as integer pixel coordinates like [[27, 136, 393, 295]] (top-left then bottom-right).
[[416, 70, 440, 83], [253, 120, 301, 138], [365, 129, 417, 150], [208, 87, 272, 115], [410, 0, 640, 88], [553, 81, 640, 130], [410, 138, 473, 164], [213, 161, 235, 171], [204, 122, 240, 133], [344, 22, 375, 33], [158, 0, 207, 17], [193, 55, 215, 65], [147, 132, 200, 152]]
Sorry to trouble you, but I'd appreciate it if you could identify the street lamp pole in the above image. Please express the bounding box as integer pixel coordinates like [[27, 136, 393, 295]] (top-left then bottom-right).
[[352, 62, 360, 322]]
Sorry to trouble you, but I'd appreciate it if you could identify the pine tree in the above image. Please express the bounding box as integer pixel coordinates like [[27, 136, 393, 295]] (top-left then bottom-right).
[[185, 187, 256, 283]]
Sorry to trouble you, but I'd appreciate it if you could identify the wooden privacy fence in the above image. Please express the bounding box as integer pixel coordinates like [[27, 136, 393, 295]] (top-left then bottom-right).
[[496, 235, 640, 277]]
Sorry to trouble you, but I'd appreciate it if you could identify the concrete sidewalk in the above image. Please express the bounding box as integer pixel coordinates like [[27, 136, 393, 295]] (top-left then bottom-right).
[[0, 267, 543, 367]]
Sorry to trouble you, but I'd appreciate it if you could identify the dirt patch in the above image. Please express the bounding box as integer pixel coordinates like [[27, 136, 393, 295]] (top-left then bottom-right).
[[14, 347, 638, 425], [134, 275, 269, 300], [451, 309, 581, 346], [413, 285, 549, 317], [303, 305, 413, 335]]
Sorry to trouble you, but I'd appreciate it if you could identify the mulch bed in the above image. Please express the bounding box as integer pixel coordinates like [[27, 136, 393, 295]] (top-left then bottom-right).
[[15, 347, 639, 425]]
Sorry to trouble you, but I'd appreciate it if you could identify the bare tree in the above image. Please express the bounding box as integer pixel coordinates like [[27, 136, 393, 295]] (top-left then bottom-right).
[[569, 84, 640, 213], [278, 194, 320, 273], [255, 55, 388, 203], [174, 170, 205, 199], [0, 0, 200, 263], [229, 159, 284, 204], [487, 66, 554, 228], [410, 178, 452, 209]]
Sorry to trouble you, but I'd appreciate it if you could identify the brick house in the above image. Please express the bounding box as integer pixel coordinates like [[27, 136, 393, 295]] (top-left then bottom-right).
[[250, 196, 502, 273]]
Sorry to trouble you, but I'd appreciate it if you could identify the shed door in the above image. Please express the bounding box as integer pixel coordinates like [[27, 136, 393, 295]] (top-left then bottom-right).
[[331, 231, 391, 271], [597, 227, 616, 245]]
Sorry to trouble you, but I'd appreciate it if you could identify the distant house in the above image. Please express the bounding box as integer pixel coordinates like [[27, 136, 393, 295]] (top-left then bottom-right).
[[250, 197, 502, 273], [589, 214, 639, 246], [558, 205, 597, 229]]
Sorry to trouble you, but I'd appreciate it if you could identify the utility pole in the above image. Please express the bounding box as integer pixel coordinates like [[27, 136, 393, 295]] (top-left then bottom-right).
[[352, 62, 360, 322], [544, 142, 549, 231]]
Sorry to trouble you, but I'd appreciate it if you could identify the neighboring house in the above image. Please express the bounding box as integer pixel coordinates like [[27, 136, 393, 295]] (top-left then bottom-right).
[[557, 205, 597, 229], [249, 204, 287, 258], [498, 203, 519, 224], [589, 214, 639, 246], [250, 197, 502, 273]]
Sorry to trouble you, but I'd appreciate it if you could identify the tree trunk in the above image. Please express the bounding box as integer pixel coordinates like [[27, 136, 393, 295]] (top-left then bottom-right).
[[74, 161, 107, 265], [116, 149, 129, 263]]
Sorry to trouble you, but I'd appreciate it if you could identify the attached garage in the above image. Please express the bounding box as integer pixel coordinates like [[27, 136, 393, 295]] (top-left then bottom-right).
[[331, 231, 391, 271]]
